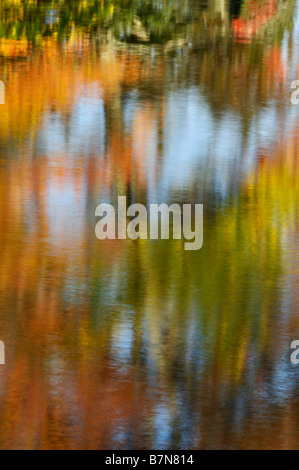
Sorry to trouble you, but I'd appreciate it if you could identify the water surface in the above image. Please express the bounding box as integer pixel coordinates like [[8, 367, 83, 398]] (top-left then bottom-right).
[[0, 0, 299, 449]]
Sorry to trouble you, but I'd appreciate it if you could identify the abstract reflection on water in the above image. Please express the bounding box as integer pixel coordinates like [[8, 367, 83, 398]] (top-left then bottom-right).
[[0, 0, 299, 449]]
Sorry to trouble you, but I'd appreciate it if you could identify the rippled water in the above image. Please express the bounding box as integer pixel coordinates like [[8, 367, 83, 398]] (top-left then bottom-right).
[[1, 0, 299, 450]]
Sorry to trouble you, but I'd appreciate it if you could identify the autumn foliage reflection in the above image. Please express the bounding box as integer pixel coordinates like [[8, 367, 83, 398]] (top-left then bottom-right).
[[0, 0, 298, 450]]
